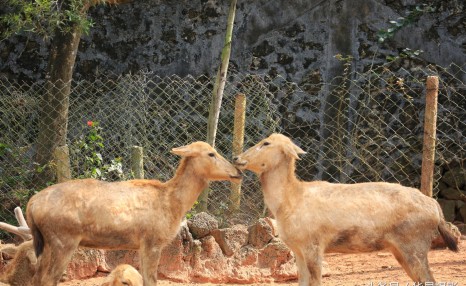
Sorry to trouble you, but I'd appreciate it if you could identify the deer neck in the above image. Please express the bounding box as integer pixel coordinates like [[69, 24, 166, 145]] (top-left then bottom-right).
[[166, 157, 209, 217], [259, 157, 299, 218]]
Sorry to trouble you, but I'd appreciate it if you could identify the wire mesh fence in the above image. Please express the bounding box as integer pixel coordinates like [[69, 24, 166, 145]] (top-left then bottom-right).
[[0, 61, 465, 239]]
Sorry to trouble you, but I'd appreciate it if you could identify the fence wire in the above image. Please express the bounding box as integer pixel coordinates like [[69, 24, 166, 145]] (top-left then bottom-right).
[[0, 62, 465, 239]]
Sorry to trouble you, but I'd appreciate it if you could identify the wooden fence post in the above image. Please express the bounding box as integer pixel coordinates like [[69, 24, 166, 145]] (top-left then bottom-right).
[[420, 76, 439, 197], [131, 146, 144, 179], [228, 93, 246, 214], [53, 145, 71, 183]]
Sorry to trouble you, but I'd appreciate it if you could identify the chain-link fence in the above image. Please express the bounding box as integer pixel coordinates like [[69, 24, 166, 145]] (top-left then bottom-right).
[[0, 62, 465, 239]]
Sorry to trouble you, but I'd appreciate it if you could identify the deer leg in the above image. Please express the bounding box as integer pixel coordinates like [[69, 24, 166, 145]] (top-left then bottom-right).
[[33, 240, 78, 286], [293, 250, 311, 286], [303, 244, 323, 286], [292, 243, 323, 286], [140, 244, 161, 286], [390, 242, 435, 283]]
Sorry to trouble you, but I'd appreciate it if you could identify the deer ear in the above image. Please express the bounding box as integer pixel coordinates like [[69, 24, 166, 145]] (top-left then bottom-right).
[[171, 144, 199, 157], [283, 143, 307, 160], [171, 146, 192, 157], [0, 245, 18, 257]]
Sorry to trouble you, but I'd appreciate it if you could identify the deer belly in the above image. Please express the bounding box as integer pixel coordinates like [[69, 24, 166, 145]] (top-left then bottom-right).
[[79, 226, 141, 250]]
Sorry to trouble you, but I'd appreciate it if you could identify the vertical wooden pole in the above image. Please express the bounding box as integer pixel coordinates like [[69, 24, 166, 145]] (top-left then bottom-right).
[[131, 146, 144, 179], [228, 93, 246, 214], [53, 145, 71, 183], [199, 0, 238, 212], [206, 0, 238, 148], [420, 76, 439, 197]]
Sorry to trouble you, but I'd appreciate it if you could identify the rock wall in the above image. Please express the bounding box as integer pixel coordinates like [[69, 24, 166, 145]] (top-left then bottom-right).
[[0, 0, 464, 82], [437, 166, 466, 229]]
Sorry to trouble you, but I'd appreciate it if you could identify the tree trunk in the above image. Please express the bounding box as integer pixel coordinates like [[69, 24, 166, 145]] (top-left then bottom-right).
[[33, 22, 83, 188]]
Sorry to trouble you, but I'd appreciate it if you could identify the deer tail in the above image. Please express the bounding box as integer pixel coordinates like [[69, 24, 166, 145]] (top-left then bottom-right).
[[28, 213, 44, 257], [438, 220, 459, 252]]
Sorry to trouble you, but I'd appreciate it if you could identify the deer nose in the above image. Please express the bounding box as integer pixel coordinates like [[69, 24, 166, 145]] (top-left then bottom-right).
[[233, 156, 239, 162]]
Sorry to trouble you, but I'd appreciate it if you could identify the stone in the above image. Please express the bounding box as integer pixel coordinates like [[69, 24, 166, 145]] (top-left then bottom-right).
[[277, 53, 294, 65], [234, 245, 258, 266], [252, 40, 275, 57], [211, 224, 248, 257], [159, 226, 191, 275], [250, 56, 268, 70], [158, 221, 194, 281], [200, 235, 223, 259], [103, 250, 139, 270], [442, 168, 466, 189], [437, 199, 456, 222], [285, 23, 305, 38], [248, 218, 275, 248], [65, 248, 109, 280], [187, 212, 218, 239], [439, 187, 466, 200], [455, 223, 466, 234], [460, 204, 466, 223], [191, 236, 228, 283], [257, 239, 292, 269]]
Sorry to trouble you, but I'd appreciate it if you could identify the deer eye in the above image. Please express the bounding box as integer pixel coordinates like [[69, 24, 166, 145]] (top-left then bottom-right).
[[208, 153, 215, 157], [263, 142, 270, 146]]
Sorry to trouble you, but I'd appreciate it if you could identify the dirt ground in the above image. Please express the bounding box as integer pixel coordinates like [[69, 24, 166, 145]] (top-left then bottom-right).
[[60, 240, 465, 286]]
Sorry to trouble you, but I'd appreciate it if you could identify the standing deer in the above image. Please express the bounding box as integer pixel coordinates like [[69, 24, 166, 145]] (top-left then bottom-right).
[[27, 141, 241, 286], [233, 133, 459, 286], [0, 208, 146, 285]]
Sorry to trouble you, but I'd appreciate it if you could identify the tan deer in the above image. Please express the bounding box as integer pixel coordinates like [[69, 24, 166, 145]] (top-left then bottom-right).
[[0, 240, 36, 286], [101, 264, 143, 286], [0, 207, 36, 286], [27, 141, 241, 286], [0, 208, 137, 286], [233, 133, 459, 286]]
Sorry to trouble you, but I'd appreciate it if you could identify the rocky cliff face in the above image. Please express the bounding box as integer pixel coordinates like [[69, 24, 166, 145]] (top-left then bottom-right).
[[0, 0, 464, 82]]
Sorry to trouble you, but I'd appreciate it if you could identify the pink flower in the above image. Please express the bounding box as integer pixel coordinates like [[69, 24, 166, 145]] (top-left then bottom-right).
[[87, 121, 94, 127]]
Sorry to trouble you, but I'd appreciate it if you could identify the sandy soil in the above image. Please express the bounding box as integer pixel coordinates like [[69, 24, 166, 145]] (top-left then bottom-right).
[[60, 240, 465, 286]]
